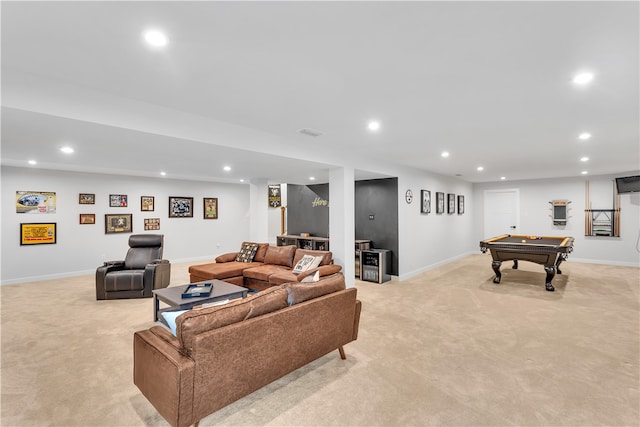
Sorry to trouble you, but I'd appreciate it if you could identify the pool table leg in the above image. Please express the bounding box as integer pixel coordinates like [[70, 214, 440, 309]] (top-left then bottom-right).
[[544, 265, 556, 292], [512, 260, 518, 269], [491, 260, 502, 284], [555, 255, 566, 275]]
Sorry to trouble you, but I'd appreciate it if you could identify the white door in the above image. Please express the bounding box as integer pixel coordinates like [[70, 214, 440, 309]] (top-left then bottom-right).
[[483, 189, 520, 238]]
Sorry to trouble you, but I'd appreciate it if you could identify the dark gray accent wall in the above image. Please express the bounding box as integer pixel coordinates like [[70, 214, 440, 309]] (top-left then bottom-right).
[[355, 178, 399, 275], [286, 184, 329, 237]]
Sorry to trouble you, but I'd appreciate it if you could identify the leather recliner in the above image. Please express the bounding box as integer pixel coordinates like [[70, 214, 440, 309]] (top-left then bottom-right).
[[96, 234, 171, 300]]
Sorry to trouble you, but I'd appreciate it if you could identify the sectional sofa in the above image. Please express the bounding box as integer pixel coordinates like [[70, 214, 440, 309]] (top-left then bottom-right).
[[188, 243, 341, 291]]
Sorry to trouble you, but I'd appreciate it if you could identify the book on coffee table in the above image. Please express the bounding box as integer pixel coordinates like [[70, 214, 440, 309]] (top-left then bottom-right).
[[181, 283, 213, 298]]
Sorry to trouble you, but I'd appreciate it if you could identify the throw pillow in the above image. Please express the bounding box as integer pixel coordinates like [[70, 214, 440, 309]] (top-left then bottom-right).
[[235, 242, 259, 263], [161, 309, 189, 336], [301, 270, 320, 282], [292, 255, 323, 274]]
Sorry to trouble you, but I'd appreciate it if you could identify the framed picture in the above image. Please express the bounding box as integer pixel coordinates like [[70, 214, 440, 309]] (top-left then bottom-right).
[[141, 196, 154, 211], [458, 195, 465, 215], [436, 192, 444, 214], [144, 218, 160, 230], [16, 191, 56, 214], [203, 197, 218, 219], [79, 193, 95, 204], [105, 214, 132, 234], [448, 193, 456, 214], [79, 214, 96, 224], [420, 190, 431, 214], [268, 184, 282, 208], [20, 223, 57, 245], [109, 194, 128, 207], [169, 196, 194, 218]]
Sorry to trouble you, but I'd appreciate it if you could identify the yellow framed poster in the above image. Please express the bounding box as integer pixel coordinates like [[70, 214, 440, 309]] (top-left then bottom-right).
[[20, 223, 57, 245]]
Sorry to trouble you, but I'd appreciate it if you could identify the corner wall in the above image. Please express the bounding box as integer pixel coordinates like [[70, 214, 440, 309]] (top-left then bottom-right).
[[1, 166, 251, 284]]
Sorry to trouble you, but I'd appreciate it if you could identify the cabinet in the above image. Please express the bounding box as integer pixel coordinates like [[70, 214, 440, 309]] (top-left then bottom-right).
[[361, 249, 391, 283]]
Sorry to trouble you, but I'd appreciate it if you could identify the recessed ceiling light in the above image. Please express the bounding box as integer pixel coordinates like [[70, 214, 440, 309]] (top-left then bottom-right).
[[60, 146, 74, 154], [578, 132, 592, 140], [240, 179, 245, 183], [500, 176, 506, 180], [28, 160, 37, 165], [573, 72, 594, 85], [580, 157, 589, 162], [309, 176, 316, 181], [477, 166, 484, 171], [223, 166, 231, 172], [160, 171, 166, 176], [144, 30, 168, 47], [367, 121, 380, 132], [441, 151, 450, 158], [581, 171, 589, 175]]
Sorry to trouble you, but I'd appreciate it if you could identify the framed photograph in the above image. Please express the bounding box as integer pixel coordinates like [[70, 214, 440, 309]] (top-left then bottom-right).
[[203, 197, 218, 219], [105, 214, 132, 234], [458, 195, 465, 214], [448, 193, 456, 214], [79, 214, 96, 224], [144, 218, 160, 230], [16, 191, 56, 214], [436, 192, 444, 214], [420, 190, 431, 214], [169, 196, 194, 218], [20, 223, 57, 245], [141, 196, 155, 211], [109, 194, 128, 207], [79, 193, 95, 204]]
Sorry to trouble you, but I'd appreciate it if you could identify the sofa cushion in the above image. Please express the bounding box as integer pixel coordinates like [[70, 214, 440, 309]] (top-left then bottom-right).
[[285, 273, 346, 306], [263, 245, 296, 267], [254, 243, 270, 263], [177, 286, 288, 353], [243, 264, 290, 282], [236, 242, 260, 262], [188, 261, 263, 280], [268, 264, 343, 285], [292, 249, 332, 266]]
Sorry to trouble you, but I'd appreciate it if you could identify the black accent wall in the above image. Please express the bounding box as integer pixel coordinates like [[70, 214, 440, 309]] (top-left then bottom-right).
[[286, 184, 329, 237], [355, 178, 399, 275]]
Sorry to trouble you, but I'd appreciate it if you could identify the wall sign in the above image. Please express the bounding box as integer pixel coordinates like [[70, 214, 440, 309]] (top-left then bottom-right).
[[268, 184, 282, 208], [405, 189, 413, 204]]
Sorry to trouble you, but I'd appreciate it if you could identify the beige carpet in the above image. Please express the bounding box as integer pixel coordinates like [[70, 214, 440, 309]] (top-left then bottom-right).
[[2, 254, 638, 426]]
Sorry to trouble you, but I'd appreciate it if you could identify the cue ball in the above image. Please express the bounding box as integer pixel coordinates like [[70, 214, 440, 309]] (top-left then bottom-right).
[[521, 239, 526, 243]]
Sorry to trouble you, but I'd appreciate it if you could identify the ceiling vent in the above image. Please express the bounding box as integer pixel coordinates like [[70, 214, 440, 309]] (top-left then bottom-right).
[[298, 128, 323, 137]]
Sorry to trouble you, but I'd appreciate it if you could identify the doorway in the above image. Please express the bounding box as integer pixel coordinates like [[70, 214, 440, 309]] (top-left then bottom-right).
[[483, 189, 520, 238]]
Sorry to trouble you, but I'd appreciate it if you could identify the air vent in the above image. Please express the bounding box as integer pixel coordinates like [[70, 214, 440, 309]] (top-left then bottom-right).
[[298, 128, 323, 137]]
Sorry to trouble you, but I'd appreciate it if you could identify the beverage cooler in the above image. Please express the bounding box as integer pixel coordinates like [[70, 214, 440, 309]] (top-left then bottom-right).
[[360, 249, 391, 283]]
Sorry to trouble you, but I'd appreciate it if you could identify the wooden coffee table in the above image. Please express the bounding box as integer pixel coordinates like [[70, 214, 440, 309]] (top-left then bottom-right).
[[152, 280, 248, 324]]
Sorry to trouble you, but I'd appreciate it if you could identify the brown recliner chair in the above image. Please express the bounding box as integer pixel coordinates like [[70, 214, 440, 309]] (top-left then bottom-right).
[[96, 234, 171, 300]]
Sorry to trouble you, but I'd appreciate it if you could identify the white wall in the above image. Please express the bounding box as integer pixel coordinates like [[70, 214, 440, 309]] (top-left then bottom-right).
[[1, 166, 251, 284], [472, 172, 640, 266], [398, 168, 475, 280]]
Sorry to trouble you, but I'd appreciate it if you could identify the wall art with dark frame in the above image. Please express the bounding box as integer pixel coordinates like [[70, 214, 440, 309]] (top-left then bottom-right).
[[109, 194, 128, 207], [420, 190, 431, 214], [105, 213, 132, 234], [447, 193, 456, 214], [79, 193, 95, 204], [203, 197, 218, 219], [141, 196, 154, 211], [144, 218, 160, 230], [436, 192, 445, 214], [20, 223, 57, 245], [169, 196, 194, 218], [458, 195, 465, 215], [79, 213, 96, 224]]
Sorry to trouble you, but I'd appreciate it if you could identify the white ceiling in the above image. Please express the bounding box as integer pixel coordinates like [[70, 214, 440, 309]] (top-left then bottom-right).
[[2, 1, 638, 184]]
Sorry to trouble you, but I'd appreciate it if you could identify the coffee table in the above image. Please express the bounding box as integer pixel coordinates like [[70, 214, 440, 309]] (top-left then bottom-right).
[[152, 280, 248, 324]]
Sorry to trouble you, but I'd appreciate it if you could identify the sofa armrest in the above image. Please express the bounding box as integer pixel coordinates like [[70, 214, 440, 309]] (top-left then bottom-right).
[[215, 252, 239, 263], [134, 329, 196, 427], [296, 264, 342, 281]]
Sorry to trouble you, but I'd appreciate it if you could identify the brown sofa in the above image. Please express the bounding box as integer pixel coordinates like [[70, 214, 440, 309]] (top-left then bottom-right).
[[133, 273, 360, 427], [188, 243, 341, 291]]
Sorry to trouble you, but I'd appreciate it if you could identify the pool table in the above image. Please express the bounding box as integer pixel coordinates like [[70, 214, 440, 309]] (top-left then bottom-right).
[[479, 234, 574, 291]]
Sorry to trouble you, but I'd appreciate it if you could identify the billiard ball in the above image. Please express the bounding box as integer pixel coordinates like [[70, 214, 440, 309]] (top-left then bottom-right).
[[522, 239, 526, 243]]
